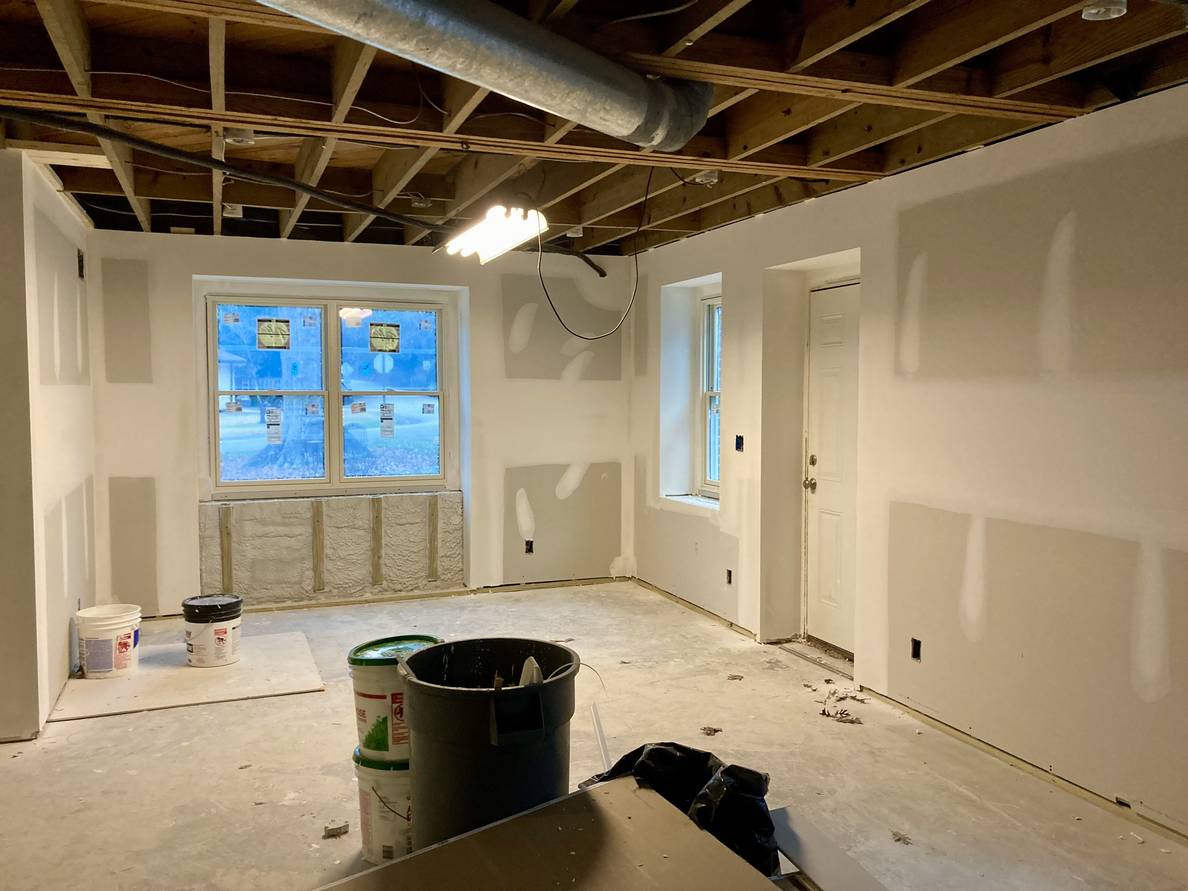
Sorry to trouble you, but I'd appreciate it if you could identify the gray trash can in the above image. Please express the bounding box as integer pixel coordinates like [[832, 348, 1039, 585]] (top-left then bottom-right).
[[398, 637, 579, 849]]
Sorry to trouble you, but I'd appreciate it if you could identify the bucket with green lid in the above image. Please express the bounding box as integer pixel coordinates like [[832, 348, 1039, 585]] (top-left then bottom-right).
[[349, 635, 441, 761]]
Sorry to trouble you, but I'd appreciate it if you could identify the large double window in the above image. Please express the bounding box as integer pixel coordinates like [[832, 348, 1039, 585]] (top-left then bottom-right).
[[209, 297, 445, 493], [699, 297, 722, 497]]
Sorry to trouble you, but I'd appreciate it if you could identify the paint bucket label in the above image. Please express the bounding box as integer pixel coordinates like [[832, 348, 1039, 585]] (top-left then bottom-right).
[[184, 615, 242, 667], [356, 765, 411, 864], [353, 672, 411, 760], [114, 632, 133, 670]]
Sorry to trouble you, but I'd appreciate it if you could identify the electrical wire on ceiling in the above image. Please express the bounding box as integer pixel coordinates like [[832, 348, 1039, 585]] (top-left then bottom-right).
[[600, 0, 701, 27], [0, 103, 607, 275], [535, 167, 653, 341]]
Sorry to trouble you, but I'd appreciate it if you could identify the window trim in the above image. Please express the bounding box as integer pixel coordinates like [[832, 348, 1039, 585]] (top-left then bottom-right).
[[697, 295, 722, 500], [204, 291, 456, 499]]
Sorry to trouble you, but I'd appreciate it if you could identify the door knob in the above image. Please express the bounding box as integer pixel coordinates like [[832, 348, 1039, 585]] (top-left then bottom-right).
[[802, 477, 817, 493]]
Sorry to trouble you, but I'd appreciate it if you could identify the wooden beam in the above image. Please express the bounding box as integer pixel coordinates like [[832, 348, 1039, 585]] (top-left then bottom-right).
[[881, 114, 1034, 172], [660, 0, 756, 56], [280, 38, 375, 237], [344, 75, 485, 242], [892, 0, 1087, 86], [787, 0, 932, 72], [35, 0, 151, 230], [727, 94, 856, 159], [574, 172, 781, 251], [992, 1, 1188, 96], [208, 16, 225, 235], [6, 139, 110, 167]]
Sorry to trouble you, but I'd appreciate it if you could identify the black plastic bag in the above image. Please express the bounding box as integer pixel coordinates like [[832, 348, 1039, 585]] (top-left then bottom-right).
[[581, 742, 779, 877]]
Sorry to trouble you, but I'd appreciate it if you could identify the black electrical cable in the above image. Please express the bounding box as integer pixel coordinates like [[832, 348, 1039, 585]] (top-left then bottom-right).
[[0, 104, 607, 275], [535, 166, 653, 341]]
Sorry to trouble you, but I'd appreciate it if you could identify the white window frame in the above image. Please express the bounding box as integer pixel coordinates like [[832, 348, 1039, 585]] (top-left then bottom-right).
[[697, 296, 722, 499], [204, 289, 458, 499]]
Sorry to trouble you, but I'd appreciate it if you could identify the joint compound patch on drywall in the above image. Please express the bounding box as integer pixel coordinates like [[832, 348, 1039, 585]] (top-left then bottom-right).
[[895, 138, 1188, 378], [958, 514, 986, 642], [34, 211, 89, 386], [1131, 540, 1171, 703], [101, 258, 152, 383], [108, 477, 158, 614], [502, 274, 622, 380], [504, 463, 621, 584]]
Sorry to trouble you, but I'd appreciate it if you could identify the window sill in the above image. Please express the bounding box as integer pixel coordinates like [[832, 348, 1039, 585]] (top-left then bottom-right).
[[661, 493, 720, 517]]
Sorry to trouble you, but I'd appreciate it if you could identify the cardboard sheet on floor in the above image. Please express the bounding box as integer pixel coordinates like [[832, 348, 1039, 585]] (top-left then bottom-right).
[[319, 777, 776, 891], [48, 632, 323, 721]]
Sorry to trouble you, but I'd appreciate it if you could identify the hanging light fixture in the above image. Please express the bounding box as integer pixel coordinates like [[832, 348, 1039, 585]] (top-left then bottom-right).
[[1082, 0, 1126, 19], [444, 206, 548, 265]]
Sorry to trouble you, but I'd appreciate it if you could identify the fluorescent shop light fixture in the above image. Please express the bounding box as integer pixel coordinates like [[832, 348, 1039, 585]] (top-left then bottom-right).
[[444, 206, 548, 264]]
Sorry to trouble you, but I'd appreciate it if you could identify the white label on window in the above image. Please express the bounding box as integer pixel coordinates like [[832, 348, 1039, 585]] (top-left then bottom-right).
[[419, 318, 432, 331], [223, 312, 239, 325], [380, 403, 394, 439], [225, 401, 243, 413], [422, 403, 435, 415], [303, 315, 318, 327], [265, 407, 283, 443], [351, 402, 366, 414], [305, 402, 319, 416]]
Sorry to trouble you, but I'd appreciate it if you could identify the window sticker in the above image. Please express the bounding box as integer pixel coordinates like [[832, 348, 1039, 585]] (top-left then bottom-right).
[[257, 318, 291, 350], [225, 400, 243, 413], [369, 322, 400, 353], [380, 403, 394, 439], [305, 402, 319, 416], [422, 403, 435, 415], [419, 318, 432, 331], [351, 402, 367, 414], [265, 407, 283, 444], [223, 311, 240, 325]]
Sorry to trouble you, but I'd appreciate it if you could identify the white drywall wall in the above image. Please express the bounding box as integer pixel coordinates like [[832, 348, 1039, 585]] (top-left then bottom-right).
[[0, 154, 97, 738], [633, 84, 1188, 828], [87, 231, 633, 613]]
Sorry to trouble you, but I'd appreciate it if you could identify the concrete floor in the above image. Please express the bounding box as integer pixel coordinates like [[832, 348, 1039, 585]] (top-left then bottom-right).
[[1, 581, 1184, 890]]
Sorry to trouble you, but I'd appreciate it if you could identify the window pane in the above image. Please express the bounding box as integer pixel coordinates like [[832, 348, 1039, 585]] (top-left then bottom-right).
[[217, 304, 323, 391], [340, 307, 438, 392], [706, 394, 721, 484], [343, 395, 441, 478], [218, 395, 325, 482], [710, 304, 722, 392]]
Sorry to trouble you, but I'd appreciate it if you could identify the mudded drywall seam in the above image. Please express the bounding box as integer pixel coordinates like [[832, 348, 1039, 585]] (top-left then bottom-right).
[[218, 505, 233, 593], [370, 496, 383, 585], [426, 495, 439, 582], [312, 500, 325, 592]]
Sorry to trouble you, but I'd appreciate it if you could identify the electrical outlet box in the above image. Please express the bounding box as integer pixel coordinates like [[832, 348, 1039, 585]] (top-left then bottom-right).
[[726, 569, 733, 585], [735, 435, 744, 452], [525, 539, 534, 555], [911, 638, 922, 661]]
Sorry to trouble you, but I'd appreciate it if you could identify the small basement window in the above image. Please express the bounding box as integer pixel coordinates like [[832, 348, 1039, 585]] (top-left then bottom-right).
[[698, 296, 722, 498]]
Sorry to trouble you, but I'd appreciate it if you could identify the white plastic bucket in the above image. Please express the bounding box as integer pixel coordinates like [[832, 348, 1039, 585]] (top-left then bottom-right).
[[348, 636, 440, 761], [354, 748, 412, 864], [76, 604, 141, 678], [182, 595, 243, 667]]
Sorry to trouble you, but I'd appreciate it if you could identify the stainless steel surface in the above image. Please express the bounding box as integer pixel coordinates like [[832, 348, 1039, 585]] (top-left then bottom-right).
[[257, 0, 713, 151]]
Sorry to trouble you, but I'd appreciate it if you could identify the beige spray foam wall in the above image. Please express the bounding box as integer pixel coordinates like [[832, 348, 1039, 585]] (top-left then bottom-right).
[[198, 492, 463, 605]]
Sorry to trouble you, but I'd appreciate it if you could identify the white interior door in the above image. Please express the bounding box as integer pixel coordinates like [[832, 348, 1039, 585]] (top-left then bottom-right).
[[804, 284, 859, 653]]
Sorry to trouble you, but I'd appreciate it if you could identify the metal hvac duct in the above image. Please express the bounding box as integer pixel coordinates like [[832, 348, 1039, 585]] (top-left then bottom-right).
[[257, 0, 714, 152]]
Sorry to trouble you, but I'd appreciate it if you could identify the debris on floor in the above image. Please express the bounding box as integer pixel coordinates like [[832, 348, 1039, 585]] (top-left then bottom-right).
[[763, 658, 790, 671], [551, 637, 575, 643], [238, 763, 251, 770], [322, 820, 350, 839], [700, 726, 723, 736], [802, 682, 818, 691], [823, 678, 835, 685], [891, 830, 913, 845], [820, 688, 867, 724], [1130, 832, 1145, 844], [727, 674, 744, 681]]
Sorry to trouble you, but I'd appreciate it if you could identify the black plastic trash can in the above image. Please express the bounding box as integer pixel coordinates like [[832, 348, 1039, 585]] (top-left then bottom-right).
[[399, 637, 579, 849]]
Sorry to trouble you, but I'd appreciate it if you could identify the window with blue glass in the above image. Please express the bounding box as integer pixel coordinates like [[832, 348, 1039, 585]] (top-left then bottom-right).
[[701, 298, 722, 497], [212, 299, 444, 489]]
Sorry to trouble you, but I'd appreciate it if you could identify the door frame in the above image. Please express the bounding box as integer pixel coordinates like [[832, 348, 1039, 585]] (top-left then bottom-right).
[[800, 277, 861, 655]]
